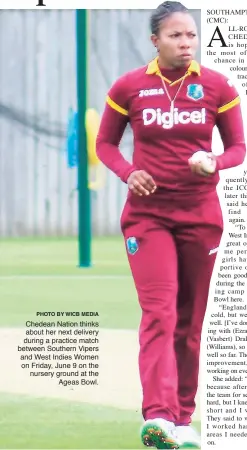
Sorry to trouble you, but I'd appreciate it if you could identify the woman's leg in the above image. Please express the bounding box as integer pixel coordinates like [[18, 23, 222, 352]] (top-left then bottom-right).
[[121, 206, 179, 423], [174, 193, 224, 426]]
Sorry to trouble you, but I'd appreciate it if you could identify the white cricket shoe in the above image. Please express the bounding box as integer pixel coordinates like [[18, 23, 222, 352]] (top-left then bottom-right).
[[141, 418, 181, 448], [176, 425, 201, 448]]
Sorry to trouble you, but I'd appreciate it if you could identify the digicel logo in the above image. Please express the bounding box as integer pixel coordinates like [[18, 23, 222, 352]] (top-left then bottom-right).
[[143, 108, 206, 130]]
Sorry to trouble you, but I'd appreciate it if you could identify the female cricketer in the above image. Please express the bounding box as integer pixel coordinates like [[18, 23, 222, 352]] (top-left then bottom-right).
[[96, 2, 246, 448]]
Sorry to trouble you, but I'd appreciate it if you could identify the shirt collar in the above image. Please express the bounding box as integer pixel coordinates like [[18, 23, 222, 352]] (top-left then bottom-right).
[[146, 57, 200, 76]]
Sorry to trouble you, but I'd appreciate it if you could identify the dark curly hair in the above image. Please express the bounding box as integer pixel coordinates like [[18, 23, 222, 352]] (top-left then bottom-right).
[[150, 1, 189, 35]]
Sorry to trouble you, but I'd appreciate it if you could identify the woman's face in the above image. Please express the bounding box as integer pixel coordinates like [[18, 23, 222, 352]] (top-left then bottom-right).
[[151, 12, 199, 68]]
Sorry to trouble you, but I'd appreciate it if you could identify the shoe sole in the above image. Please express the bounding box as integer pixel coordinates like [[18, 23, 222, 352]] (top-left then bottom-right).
[[141, 423, 180, 449]]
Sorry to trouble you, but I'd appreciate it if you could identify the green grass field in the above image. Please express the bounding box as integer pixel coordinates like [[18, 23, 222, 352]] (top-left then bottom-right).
[[0, 237, 139, 329], [0, 237, 200, 449]]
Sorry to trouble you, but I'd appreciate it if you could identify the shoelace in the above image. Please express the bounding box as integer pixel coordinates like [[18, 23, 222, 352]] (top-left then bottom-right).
[[169, 426, 178, 438]]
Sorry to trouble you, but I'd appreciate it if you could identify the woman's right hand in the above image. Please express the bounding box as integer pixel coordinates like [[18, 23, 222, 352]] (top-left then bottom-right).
[[127, 170, 157, 196]]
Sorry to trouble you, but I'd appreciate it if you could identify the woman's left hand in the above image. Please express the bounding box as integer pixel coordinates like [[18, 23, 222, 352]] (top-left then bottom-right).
[[188, 152, 217, 177]]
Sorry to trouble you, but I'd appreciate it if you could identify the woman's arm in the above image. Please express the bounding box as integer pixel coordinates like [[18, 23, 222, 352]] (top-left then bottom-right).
[[215, 80, 246, 171], [96, 75, 137, 183]]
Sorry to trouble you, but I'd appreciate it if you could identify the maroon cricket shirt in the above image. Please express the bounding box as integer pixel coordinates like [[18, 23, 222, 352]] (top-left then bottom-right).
[[96, 57, 246, 194]]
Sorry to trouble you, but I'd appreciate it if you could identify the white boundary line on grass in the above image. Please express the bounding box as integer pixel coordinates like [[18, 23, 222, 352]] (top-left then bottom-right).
[[0, 275, 131, 280], [0, 260, 128, 266]]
